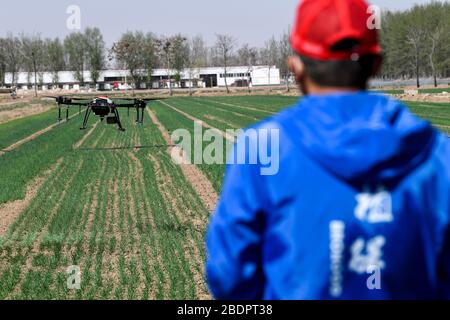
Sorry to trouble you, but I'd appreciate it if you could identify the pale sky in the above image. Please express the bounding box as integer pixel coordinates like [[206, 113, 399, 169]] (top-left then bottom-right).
[[0, 0, 438, 47]]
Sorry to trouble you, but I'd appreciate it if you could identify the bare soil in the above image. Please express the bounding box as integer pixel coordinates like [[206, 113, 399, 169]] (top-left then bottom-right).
[[395, 93, 450, 103], [0, 159, 63, 237], [0, 104, 52, 124], [146, 108, 218, 213], [0, 113, 78, 156]]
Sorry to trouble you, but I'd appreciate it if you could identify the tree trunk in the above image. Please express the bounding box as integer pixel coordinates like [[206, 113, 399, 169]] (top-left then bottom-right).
[[415, 54, 420, 88], [32, 53, 38, 97], [429, 39, 437, 88], [285, 74, 290, 92], [189, 70, 193, 96], [268, 67, 271, 92], [224, 65, 229, 94]]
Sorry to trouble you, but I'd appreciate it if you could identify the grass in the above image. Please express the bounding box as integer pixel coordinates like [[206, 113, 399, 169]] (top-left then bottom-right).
[[374, 87, 450, 95], [0, 108, 59, 149], [0, 95, 448, 299]]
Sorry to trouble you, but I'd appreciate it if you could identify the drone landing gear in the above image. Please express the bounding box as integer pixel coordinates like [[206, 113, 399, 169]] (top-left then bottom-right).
[[135, 107, 145, 125], [113, 108, 125, 132], [80, 106, 92, 130], [57, 104, 71, 123]]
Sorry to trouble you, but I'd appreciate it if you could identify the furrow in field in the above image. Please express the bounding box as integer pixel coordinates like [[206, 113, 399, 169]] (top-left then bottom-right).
[[147, 153, 189, 297], [204, 114, 237, 128], [7, 159, 85, 298], [0, 158, 63, 237], [113, 152, 128, 299], [157, 100, 235, 142], [134, 155, 163, 299], [149, 153, 211, 299], [95, 152, 121, 299], [61, 168, 99, 299], [0, 121, 103, 245], [79, 158, 108, 298], [74, 127, 116, 299], [193, 98, 267, 120], [215, 96, 297, 112], [0, 113, 79, 156], [147, 152, 193, 299], [0, 158, 68, 284], [120, 151, 143, 300], [147, 108, 218, 212], [127, 151, 148, 299], [13, 125, 105, 299], [203, 98, 277, 114], [73, 121, 100, 149]]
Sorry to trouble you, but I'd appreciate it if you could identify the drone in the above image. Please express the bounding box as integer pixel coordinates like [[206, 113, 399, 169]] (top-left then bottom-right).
[[44, 96, 157, 131]]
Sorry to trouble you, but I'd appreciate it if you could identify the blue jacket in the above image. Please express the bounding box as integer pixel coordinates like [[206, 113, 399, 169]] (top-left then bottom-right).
[[206, 92, 450, 300]]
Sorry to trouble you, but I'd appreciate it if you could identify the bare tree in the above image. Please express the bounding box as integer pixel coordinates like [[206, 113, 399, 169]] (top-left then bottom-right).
[[64, 32, 87, 86], [3, 34, 21, 87], [215, 34, 236, 94], [21, 34, 45, 97], [406, 30, 426, 88], [156, 37, 173, 95], [187, 35, 208, 95], [84, 27, 105, 87], [156, 35, 187, 95], [45, 38, 65, 87], [110, 31, 147, 94], [143, 33, 158, 90], [278, 29, 293, 92], [260, 36, 279, 91], [237, 44, 258, 93], [171, 35, 188, 88], [0, 38, 6, 87], [424, 2, 449, 87]]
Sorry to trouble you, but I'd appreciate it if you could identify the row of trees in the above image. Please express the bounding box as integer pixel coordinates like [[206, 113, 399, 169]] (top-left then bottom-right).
[[0, 28, 292, 95], [380, 1, 450, 87], [1, 1, 448, 92], [0, 28, 105, 96], [110, 31, 292, 94]]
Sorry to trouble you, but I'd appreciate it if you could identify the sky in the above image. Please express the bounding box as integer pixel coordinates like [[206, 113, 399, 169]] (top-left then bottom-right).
[[0, 0, 438, 47]]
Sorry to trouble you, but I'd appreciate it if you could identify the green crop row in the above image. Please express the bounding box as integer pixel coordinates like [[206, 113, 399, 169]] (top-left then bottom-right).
[[0, 109, 64, 149], [0, 110, 210, 299], [0, 113, 94, 204]]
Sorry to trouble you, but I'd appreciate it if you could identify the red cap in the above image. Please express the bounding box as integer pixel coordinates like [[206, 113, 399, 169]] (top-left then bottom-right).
[[290, 0, 381, 61]]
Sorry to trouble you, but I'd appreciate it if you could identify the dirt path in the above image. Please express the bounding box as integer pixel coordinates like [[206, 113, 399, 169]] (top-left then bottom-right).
[[0, 113, 79, 156], [0, 158, 64, 237], [157, 100, 235, 143], [0, 97, 35, 108], [73, 121, 99, 149], [148, 153, 211, 299], [147, 109, 218, 213]]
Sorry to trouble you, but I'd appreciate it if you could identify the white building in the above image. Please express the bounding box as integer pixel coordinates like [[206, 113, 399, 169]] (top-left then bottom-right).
[[4, 66, 280, 90]]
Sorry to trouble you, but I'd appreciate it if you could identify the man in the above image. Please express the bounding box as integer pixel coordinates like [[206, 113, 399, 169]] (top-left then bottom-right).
[[206, 0, 450, 299]]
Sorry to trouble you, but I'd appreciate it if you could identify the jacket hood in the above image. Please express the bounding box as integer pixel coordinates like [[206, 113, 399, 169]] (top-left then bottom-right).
[[284, 92, 436, 185]]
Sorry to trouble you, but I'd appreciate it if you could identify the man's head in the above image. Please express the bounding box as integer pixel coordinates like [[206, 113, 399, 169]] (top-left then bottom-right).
[[288, 0, 383, 94]]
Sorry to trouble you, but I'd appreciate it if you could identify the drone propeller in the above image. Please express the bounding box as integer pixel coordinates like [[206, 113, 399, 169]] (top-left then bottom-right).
[[110, 97, 162, 102], [42, 95, 85, 101], [67, 97, 92, 101]]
